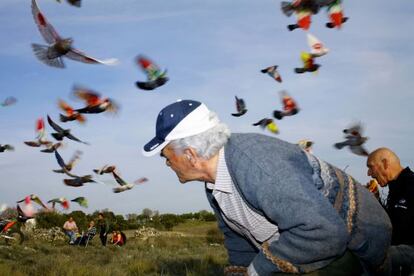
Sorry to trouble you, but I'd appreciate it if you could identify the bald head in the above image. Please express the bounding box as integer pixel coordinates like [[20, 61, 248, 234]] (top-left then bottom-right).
[[367, 148, 403, 187]]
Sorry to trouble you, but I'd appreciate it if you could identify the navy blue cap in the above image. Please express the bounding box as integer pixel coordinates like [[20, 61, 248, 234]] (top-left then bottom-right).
[[143, 100, 202, 156]]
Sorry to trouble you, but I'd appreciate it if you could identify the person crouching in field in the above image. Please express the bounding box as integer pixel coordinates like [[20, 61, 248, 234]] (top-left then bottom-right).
[[111, 230, 125, 246], [142, 100, 392, 275]]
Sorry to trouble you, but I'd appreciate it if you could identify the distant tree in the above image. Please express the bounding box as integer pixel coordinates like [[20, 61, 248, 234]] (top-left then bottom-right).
[[159, 214, 184, 231], [36, 210, 66, 229], [198, 210, 216, 222], [142, 208, 153, 218]]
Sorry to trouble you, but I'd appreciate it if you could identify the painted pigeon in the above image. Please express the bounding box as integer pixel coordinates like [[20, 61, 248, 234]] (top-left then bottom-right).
[[58, 99, 85, 123], [48, 197, 69, 209], [64, 175, 95, 187], [55, 0, 81, 8], [24, 118, 54, 148], [31, 0, 118, 68], [326, 0, 348, 29], [294, 52, 320, 74], [231, 96, 247, 117], [252, 118, 279, 134], [47, 115, 89, 144], [307, 33, 329, 57], [72, 85, 119, 114], [273, 91, 300, 120], [0, 144, 14, 152], [135, 55, 168, 90], [281, 0, 336, 31], [71, 197, 88, 208], [297, 139, 314, 153], [111, 171, 140, 193], [1, 97, 17, 107], [53, 150, 82, 176], [16, 194, 49, 209], [261, 65, 282, 83], [40, 142, 62, 153], [334, 123, 369, 156], [93, 165, 116, 175]]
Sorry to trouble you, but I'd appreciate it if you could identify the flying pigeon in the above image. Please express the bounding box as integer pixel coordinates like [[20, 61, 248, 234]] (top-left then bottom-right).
[[1, 97, 17, 107], [273, 91, 300, 120], [135, 55, 169, 90], [40, 142, 62, 153], [0, 144, 14, 152], [55, 0, 81, 8], [24, 118, 54, 148], [93, 165, 116, 175], [111, 171, 141, 193], [48, 197, 69, 209], [72, 85, 119, 114], [47, 115, 89, 144], [252, 118, 279, 134], [297, 139, 314, 153], [307, 33, 329, 57], [71, 197, 88, 208], [294, 52, 320, 74], [281, 0, 336, 31], [326, 0, 348, 29], [53, 150, 82, 176], [134, 177, 149, 185], [16, 194, 49, 209], [231, 96, 247, 117], [64, 175, 95, 187], [58, 99, 85, 123], [31, 0, 118, 68], [261, 65, 282, 83], [334, 123, 369, 156]]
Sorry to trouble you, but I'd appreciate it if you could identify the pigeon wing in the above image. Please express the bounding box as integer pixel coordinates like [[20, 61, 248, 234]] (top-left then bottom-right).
[[47, 115, 64, 132], [66, 48, 119, 65], [54, 150, 67, 169], [112, 171, 127, 186], [31, 0, 61, 44], [65, 132, 88, 144], [72, 85, 101, 105]]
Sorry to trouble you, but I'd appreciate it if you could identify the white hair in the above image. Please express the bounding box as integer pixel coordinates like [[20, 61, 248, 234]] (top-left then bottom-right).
[[169, 112, 231, 159]]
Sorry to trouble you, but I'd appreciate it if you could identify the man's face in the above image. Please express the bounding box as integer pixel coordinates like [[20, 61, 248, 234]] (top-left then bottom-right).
[[367, 158, 388, 187], [160, 145, 197, 184]]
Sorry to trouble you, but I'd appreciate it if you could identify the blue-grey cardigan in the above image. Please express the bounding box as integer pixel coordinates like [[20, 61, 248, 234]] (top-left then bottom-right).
[[205, 133, 391, 274]]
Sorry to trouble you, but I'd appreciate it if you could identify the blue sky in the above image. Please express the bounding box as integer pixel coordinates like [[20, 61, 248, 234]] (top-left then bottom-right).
[[0, 0, 413, 215]]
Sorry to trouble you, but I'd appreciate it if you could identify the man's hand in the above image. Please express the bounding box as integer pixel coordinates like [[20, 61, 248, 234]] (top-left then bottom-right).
[[224, 266, 248, 276]]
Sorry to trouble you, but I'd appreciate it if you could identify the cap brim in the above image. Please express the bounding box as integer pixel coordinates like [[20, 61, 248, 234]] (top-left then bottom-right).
[[142, 137, 170, 157]]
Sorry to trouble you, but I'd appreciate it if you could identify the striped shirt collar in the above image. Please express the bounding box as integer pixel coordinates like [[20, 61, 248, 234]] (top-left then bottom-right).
[[206, 148, 233, 194]]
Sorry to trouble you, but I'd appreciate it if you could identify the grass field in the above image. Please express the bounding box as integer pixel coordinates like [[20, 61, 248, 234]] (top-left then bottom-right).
[[0, 221, 228, 276]]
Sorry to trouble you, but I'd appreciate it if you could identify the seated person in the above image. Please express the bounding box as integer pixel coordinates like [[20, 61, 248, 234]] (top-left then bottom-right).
[[63, 216, 78, 244], [73, 220, 97, 246]]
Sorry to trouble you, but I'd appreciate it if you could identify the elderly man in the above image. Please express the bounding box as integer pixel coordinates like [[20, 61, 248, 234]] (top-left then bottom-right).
[[367, 148, 414, 275], [143, 100, 391, 275]]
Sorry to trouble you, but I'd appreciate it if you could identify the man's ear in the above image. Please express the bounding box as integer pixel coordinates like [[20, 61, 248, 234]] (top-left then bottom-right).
[[382, 158, 388, 170], [184, 148, 198, 166]]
